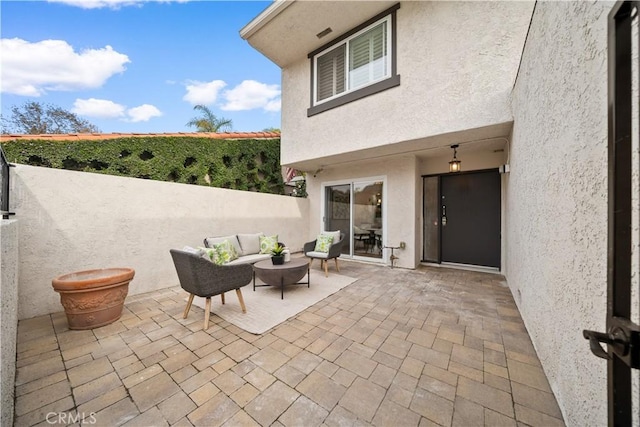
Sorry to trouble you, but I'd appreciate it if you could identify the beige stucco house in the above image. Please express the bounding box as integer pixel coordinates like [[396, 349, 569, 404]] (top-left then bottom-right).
[[242, 1, 529, 272], [241, 1, 630, 426]]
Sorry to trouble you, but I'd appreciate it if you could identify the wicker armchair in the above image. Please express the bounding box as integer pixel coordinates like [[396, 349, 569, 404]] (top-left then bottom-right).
[[303, 232, 345, 277], [170, 249, 252, 330]]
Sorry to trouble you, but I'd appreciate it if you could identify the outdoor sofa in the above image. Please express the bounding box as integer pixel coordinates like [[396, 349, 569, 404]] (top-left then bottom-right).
[[203, 233, 284, 265]]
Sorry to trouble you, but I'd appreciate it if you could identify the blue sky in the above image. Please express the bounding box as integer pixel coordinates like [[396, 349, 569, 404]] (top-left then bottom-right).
[[0, 0, 282, 133]]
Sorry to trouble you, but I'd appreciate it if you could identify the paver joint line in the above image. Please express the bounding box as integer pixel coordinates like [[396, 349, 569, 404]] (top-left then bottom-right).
[[13, 262, 565, 427]]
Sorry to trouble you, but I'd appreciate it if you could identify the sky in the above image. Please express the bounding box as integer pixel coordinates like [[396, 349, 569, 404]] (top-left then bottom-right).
[[0, 0, 282, 133]]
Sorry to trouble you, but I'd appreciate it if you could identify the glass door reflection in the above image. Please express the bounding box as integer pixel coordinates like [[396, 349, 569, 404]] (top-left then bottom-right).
[[353, 181, 383, 259], [324, 184, 351, 255]]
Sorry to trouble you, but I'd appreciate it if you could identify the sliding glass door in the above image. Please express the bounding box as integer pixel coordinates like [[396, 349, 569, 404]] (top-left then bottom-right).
[[323, 178, 384, 261], [324, 184, 351, 255]]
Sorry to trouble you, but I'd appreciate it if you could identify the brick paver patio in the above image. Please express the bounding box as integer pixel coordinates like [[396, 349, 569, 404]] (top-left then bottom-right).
[[14, 261, 565, 426]]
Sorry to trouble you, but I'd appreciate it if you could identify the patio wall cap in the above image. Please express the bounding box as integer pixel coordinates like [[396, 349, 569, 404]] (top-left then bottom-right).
[[0, 132, 281, 142]]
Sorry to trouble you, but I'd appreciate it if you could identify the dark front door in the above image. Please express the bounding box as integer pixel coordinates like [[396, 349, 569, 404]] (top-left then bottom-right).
[[440, 170, 501, 268]]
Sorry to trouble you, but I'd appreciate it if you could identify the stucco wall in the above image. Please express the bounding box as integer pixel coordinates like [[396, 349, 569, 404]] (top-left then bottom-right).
[[0, 219, 18, 427], [508, 2, 610, 425], [281, 1, 533, 165], [12, 165, 309, 320], [306, 156, 419, 269]]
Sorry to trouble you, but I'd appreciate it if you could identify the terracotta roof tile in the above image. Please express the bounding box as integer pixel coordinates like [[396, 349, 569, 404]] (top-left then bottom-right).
[[0, 131, 281, 142]]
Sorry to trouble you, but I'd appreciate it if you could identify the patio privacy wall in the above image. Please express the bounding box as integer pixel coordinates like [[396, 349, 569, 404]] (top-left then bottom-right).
[[507, 2, 612, 425], [11, 164, 309, 320]]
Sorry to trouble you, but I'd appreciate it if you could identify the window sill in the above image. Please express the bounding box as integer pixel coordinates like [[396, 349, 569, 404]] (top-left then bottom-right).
[[307, 74, 401, 117]]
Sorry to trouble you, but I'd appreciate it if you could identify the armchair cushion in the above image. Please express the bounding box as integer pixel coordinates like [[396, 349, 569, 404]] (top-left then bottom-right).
[[259, 235, 279, 254], [306, 251, 329, 259], [314, 234, 334, 253]]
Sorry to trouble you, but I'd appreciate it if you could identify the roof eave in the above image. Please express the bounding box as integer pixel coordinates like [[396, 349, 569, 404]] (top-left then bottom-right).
[[240, 0, 295, 41]]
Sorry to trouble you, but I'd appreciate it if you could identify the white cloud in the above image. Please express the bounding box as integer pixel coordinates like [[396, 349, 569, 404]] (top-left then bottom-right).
[[47, 0, 189, 9], [72, 98, 161, 122], [183, 80, 226, 105], [0, 38, 129, 96], [126, 104, 162, 122], [72, 98, 126, 118], [48, 0, 142, 8], [264, 99, 282, 112], [221, 80, 281, 112]]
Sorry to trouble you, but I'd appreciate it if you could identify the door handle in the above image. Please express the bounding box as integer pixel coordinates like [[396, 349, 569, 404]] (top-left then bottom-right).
[[582, 330, 612, 360], [583, 317, 640, 368], [442, 205, 447, 226]]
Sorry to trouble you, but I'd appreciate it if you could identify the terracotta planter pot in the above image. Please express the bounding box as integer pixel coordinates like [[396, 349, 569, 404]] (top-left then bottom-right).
[[52, 268, 135, 330]]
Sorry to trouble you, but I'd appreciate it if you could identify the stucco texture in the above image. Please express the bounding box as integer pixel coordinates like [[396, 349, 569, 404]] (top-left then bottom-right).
[[508, 2, 610, 425], [0, 220, 18, 427], [12, 165, 309, 320], [281, 1, 533, 166]]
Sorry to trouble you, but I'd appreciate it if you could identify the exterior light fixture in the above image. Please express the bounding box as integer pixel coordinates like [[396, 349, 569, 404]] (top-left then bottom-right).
[[449, 144, 461, 172]]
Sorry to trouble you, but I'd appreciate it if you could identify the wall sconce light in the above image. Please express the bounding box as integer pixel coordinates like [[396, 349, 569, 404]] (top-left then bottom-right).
[[449, 144, 461, 173]]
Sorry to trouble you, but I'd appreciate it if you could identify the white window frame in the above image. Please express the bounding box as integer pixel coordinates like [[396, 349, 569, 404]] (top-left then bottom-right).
[[312, 15, 392, 107]]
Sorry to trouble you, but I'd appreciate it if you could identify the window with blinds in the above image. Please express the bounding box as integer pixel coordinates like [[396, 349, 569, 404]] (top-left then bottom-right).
[[317, 45, 346, 102], [313, 16, 391, 105], [349, 22, 387, 91]]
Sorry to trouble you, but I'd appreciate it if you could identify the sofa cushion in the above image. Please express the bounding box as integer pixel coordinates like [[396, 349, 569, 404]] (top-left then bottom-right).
[[259, 235, 279, 254], [237, 233, 263, 255], [205, 235, 242, 255], [226, 253, 271, 265]]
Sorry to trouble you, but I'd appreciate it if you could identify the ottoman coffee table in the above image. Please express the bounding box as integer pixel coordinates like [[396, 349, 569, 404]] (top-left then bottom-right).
[[253, 258, 310, 299]]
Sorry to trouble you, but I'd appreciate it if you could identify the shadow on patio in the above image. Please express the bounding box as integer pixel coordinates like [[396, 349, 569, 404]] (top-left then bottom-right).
[[14, 261, 565, 426]]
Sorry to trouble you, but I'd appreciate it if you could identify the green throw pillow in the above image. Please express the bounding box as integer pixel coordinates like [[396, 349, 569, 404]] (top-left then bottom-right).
[[314, 234, 334, 253], [200, 240, 239, 265], [259, 235, 279, 254], [198, 247, 219, 263]]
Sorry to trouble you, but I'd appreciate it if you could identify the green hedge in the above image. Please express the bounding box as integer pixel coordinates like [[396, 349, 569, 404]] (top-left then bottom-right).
[[1, 137, 284, 194]]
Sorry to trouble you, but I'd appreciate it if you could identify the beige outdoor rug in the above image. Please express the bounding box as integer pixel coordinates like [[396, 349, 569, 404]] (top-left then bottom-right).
[[191, 272, 357, 334]]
